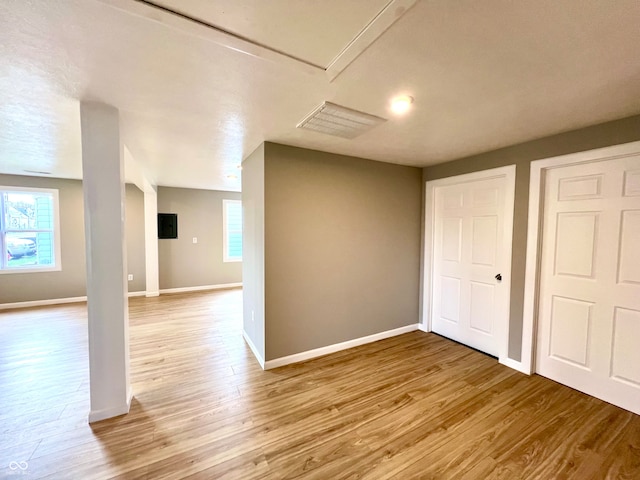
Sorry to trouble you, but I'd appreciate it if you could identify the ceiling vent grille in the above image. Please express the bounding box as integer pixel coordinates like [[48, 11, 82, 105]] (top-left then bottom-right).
[[296, 101, 386, 139]]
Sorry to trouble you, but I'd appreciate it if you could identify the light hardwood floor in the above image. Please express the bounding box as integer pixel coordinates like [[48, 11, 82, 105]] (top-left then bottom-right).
[[1, 289, 639, 479]]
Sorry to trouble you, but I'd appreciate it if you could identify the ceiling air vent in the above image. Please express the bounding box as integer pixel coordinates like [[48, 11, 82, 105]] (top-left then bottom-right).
[[296, 101, 386, 139]]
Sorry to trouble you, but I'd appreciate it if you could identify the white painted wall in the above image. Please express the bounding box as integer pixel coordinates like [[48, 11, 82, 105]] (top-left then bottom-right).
[[241, 144, 265, 366], [144, 188, 160, 296]]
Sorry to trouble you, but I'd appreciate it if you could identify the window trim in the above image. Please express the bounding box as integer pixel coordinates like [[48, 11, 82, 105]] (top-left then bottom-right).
[[0, 185, 62, 274], [222, 199, 242, 263]]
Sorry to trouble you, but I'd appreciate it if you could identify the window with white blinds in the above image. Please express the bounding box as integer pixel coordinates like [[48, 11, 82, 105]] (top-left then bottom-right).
[[223, 199, 242, 262], [0, 186, 61, 273]]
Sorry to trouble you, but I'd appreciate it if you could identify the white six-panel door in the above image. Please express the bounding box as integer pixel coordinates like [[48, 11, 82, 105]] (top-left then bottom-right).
[[431, 174, 512, 357], [537, 155, 640, 415]]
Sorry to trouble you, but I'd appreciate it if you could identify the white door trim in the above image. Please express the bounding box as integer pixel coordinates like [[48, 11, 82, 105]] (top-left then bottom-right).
[[522, 140, 640, 375], [422, 165, 516, 366]]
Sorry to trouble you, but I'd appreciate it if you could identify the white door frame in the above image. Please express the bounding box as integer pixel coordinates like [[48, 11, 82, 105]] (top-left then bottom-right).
[[422, 165, 516, 367], [521, 140, 640, 375]]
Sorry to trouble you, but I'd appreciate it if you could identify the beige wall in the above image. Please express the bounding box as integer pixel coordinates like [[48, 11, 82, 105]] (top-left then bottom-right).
[[242, 144, 266, 361], [1, 176, 239, 303], [157, 186, 242, 290], [0, 175, 87, 303], [0, 175, 146, 303], [263, 143, 422, 360], [125, 184, 146, 292], [423, 114, 640, 361]]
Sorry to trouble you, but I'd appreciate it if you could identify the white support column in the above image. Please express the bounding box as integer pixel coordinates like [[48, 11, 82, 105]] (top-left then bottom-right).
[[80, 102, 132, 423], [144, 187, 160, 296]]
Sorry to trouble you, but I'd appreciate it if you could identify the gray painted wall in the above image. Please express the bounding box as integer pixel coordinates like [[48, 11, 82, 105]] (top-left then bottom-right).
[[0, 175, 87, 303], [157, 186, 242, 290], [423, 114, 640, 361], [264, 143, 423, 361], [0, 175, 146, 303], [125, 184, 146, 292], [242, 144, 266, 361]]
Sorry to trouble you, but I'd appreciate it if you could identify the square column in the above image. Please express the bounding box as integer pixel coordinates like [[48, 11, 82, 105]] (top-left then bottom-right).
[[144, 188, 160, 297], [80, 102, 131, 423]]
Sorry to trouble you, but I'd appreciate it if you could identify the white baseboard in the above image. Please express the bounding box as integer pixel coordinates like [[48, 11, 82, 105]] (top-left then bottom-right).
[[418, 323, 430, 333], [88, 392, 132, 423], [0, 296, 88, 310], [242, 331, 265, 369], [264, 324, 419, 370], [418, 323, 528, 374], [499, 356, 532, 375], [0, 284, 242, 310], [159, 283, 242, 294]]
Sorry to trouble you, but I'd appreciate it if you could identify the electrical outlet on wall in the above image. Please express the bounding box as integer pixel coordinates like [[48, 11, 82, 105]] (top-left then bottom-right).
[[192, 237, 198, 244], [127, 274, 133, 281]]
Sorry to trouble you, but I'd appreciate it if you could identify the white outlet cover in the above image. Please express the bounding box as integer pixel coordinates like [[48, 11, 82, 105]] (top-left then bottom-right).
[[127, 274, 133, 281], [192, 237, 198, 244]]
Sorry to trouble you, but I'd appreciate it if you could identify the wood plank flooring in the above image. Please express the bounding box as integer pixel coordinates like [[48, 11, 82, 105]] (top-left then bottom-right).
[[1, 289, 639, 479]]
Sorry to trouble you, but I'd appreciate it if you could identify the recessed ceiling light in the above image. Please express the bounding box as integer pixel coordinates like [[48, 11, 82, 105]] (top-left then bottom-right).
[[390, 95, 414, 115], [236, 164, 243, 170], [226, 174, 238, 180]]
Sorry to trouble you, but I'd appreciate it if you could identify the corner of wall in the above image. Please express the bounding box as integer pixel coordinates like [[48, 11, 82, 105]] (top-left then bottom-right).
[[241, 143, 266, 363]]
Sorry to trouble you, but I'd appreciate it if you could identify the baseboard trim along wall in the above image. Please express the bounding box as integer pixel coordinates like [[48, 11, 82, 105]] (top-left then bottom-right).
[[263, 324, 419, 370], [417, 323, 430, 333], [242, 331, 265, 369], [88, 391, 132, 423], [499, 356, 530, 374], [0, 284, 242, 310], [0, 296, 89, 310], [159, 283, 242, 294]]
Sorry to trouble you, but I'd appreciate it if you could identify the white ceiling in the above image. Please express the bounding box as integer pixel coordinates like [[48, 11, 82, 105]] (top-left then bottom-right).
[[1, 0, 639, 192], [151, 0, 393, 68]]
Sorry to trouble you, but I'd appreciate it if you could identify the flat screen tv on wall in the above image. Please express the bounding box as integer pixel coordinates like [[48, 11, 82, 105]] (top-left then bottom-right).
[[158, 213, 178, 239]]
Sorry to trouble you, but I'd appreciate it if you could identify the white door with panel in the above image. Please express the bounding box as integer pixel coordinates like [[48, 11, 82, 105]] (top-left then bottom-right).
[[431, 173, 513, 357], [537, 155, 640, 415]]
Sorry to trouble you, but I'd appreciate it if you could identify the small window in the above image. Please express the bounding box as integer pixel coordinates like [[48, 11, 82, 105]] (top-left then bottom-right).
[[223, 199, 242, 262], [0, 187, 61, 273]]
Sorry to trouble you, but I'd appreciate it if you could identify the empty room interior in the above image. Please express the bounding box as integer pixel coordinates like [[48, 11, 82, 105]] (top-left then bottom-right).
[[1, 1, 640, 479]]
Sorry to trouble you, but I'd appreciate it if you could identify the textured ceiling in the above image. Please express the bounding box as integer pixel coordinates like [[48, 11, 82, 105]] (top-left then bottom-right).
[[151, 0, 392, 67], [1, 0, 639, 192]]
